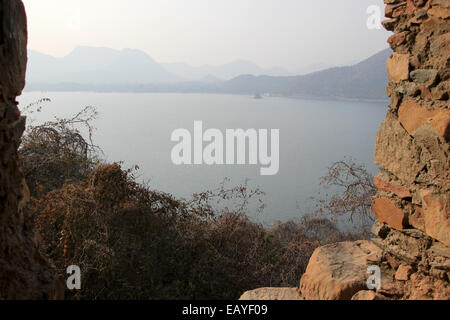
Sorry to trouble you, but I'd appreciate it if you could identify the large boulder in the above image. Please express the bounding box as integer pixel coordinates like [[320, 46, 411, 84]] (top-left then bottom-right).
[[299, 241, 382, 300]]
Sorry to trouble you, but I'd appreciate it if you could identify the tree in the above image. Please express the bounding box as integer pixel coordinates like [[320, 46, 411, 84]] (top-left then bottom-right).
[[313, 158, 376, 232]]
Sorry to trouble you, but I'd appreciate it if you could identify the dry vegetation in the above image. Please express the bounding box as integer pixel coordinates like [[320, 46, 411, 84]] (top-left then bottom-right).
[[312, 158, 377, 234], [19, 103, 371, 299]]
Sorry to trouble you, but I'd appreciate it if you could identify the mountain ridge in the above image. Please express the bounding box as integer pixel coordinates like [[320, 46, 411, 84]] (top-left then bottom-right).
[[25, 46, 392, 101]]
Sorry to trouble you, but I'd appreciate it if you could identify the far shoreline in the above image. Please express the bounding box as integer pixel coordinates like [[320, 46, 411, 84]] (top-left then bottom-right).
[[22, 88, 390, 105]]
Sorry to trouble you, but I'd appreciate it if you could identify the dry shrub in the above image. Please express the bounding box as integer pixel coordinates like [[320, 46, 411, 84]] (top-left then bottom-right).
[[28, 162, 362, 299], [21, 104, 368, 300], [20, 105, 99, 198], [28, 163, 264, 299], [313, 158, 377, 233]]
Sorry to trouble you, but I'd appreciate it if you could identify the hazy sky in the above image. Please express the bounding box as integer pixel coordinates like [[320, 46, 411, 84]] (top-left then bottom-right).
[[22, 0, 390, 71]]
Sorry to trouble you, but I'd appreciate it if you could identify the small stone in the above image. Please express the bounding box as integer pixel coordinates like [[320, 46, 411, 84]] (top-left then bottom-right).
[[376, 281, 405, 297], [421, 191, 450, 247], [409, 207, 426, 232], [413, 0, 428, 8], [386, 3, 407, 18], [398, 100, 450, 140], [396, 264, 414, 281], [351, 290, 389, 300], [410, 69, 438, 84], [428, 6, 450, 18], [415, 9, 428, 19], [388, 32, 408, 51], [385, 253, 402, 270], [386, 53, 410, 82], [382, 18, 398, 31], [374, 175, 412, 199], [372, 197, 408, 231], [430, 0, 450, 8]]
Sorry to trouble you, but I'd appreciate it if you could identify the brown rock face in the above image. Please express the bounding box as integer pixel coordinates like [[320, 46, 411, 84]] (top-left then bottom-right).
[[0, 0, 60, 299], [372, 198, 408, 230]]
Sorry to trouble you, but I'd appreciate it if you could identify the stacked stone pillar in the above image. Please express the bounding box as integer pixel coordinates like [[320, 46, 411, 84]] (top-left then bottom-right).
[[368, 0, 449, 299]]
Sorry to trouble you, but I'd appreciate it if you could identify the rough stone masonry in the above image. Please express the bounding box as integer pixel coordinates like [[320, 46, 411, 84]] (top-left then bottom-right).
[[0, 0, 61, 299], [241, 0, 449, 300]]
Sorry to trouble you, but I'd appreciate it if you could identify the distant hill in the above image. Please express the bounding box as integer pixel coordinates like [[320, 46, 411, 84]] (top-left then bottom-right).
[[25, 46, 391, 101], [295, 62, 336, 76], [219, 48, 392, 100], [162, 60, 291, 81], [27, 47, 289, 85], [27, 46, 181, 84], [284, 48, 392, 100]]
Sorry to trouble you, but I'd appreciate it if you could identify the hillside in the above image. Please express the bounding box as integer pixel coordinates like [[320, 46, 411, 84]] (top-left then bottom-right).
[[220, 48, 392, 100], [27, 46, 182, 84]]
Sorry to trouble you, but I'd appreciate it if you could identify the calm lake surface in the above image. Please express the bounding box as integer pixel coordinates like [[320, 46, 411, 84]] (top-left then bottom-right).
[[18, 92, 387, 225]]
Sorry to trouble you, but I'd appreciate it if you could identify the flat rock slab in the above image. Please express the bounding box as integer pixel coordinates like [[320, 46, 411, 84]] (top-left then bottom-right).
[[299, 240, 383, 300], [239, 288, 303, 300]]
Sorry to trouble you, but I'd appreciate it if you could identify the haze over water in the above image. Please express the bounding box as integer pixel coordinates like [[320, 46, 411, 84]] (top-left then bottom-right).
[[18, 92, 387, 224]]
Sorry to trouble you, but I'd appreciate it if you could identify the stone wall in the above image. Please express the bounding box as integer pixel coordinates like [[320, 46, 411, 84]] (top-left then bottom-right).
[[242, 0, 449, 300], [0, 0, 60, 299], [359, 0, 450, 300]]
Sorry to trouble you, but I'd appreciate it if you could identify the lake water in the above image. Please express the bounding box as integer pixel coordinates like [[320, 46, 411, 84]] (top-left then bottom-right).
[[17, 92, 387, 225]]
